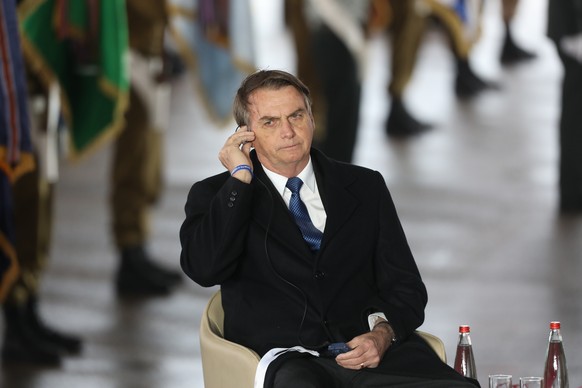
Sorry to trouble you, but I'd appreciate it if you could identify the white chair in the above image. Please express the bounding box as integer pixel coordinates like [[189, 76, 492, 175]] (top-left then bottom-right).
[[199, 290, 447, 388]]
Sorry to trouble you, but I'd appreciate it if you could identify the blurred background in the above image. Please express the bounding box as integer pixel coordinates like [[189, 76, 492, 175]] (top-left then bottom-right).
[[2, 0, 581, 387]]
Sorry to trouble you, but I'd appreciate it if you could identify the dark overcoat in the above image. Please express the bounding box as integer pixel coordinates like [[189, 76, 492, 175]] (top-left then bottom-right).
[[180, 148, 474, 383]]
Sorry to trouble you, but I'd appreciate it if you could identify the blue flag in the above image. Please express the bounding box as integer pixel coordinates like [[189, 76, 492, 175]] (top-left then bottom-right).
[[0, 0, 35, 302]]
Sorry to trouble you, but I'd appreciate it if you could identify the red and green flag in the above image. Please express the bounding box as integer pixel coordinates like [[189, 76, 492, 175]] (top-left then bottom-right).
[[18, 0, 129, 159]]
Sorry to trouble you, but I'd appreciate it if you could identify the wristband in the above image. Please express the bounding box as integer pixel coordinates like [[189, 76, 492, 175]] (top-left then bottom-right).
[[231, 164, 253, 177]]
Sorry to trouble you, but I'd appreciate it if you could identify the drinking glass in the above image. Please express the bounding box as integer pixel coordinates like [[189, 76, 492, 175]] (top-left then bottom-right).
[[519, 377, 543, 388], [489, 374, 513, 388]]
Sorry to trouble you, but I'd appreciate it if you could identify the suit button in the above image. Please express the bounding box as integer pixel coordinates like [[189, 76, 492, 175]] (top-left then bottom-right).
[[231, 190, 238, 196], [227, 202, 234, 208], [229, 196, 236, 201], [314, 271, 325, 280]]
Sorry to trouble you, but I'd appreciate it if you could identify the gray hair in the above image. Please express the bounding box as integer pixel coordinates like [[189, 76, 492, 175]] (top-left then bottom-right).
[[232, 69, 312, 126]]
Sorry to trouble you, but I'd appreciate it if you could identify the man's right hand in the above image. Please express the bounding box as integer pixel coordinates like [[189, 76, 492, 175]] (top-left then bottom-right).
[[218, 125, 256, 183]]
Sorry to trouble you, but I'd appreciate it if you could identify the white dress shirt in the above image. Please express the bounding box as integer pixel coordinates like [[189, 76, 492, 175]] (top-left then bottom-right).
[[263, 158, 327, 233]]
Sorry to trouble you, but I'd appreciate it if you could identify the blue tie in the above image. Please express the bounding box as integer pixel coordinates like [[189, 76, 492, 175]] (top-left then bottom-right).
[[286, 177, 323, 251]]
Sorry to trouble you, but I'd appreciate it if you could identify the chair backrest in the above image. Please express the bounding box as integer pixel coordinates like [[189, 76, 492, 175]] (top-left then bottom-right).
[[200, 290, 447, 388], [200, 290, 260, 388]]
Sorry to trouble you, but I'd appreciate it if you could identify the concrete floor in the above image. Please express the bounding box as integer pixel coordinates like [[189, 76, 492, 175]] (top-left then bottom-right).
[[3, 0, 582, 387]]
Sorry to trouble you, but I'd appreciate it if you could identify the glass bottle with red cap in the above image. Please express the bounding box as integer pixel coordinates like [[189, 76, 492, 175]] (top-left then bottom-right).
[[543, 321, 569, 388], [454, 324, 477, 380]]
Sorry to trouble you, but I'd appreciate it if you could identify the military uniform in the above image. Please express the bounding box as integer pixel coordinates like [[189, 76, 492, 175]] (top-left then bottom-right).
[[3, 75, 82, 366], [500, 0, 536, 64], [111, 0, 181, 296]]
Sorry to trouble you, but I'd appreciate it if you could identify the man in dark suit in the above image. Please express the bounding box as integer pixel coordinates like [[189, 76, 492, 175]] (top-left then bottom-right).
[[180, 70, 479, 387], [548, 0, 582, 214]]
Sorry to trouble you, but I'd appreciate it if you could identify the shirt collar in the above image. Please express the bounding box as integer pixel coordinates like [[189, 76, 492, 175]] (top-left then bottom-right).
[[263, 158, 316, 197]]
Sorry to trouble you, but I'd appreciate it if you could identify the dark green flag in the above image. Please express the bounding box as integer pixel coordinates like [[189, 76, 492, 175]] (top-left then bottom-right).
[[19, 0, 129, 159]]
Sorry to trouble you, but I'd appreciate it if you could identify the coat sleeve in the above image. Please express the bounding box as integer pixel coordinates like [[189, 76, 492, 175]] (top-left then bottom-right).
[[179, 174, 254, 287], [369, 172, 428, 341]]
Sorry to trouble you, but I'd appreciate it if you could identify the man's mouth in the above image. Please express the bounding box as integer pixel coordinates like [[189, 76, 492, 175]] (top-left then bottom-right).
[[280, 143, 298, 150]]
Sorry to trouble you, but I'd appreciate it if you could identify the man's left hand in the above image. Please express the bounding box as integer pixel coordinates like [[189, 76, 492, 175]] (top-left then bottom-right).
[[335, 324, 394, 370]]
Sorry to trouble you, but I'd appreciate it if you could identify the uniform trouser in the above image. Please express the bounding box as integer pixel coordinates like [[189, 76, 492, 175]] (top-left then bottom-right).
[[424, 0, 482, 59], [556, 49, 582, 210], [285, 0, 325, 139], [389, 0, 426, 98], [7, 160, 52, 305], [312, 24, 361, 164], [502, 0, 519, 23], [110, 86, 163, 249], [285, 0, 320, 97], [389, 0, 481, 98]]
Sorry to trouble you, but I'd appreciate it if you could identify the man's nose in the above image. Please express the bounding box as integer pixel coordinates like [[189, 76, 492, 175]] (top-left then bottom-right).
[[280, 119, 295, 137]]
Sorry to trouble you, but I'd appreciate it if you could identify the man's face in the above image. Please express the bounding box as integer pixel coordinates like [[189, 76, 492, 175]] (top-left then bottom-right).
[[247, 85, 315, 176]]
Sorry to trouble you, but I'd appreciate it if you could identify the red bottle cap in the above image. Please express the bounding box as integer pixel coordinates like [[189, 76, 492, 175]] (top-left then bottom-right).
[[459, 325, 470, 333], [550, 321, 561, 330]]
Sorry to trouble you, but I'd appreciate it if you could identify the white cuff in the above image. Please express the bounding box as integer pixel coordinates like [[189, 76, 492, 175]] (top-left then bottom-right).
[[367, 312, 388, 331]]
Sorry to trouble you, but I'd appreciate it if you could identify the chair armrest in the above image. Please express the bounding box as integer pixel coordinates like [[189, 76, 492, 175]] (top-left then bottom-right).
[[416, 330, 447, 363]]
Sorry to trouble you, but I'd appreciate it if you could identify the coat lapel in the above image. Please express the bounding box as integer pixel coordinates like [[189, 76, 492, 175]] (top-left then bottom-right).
[[249, 149, 361, 258], [250, 153, 314, 260], [311, 150, 360, 249]]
